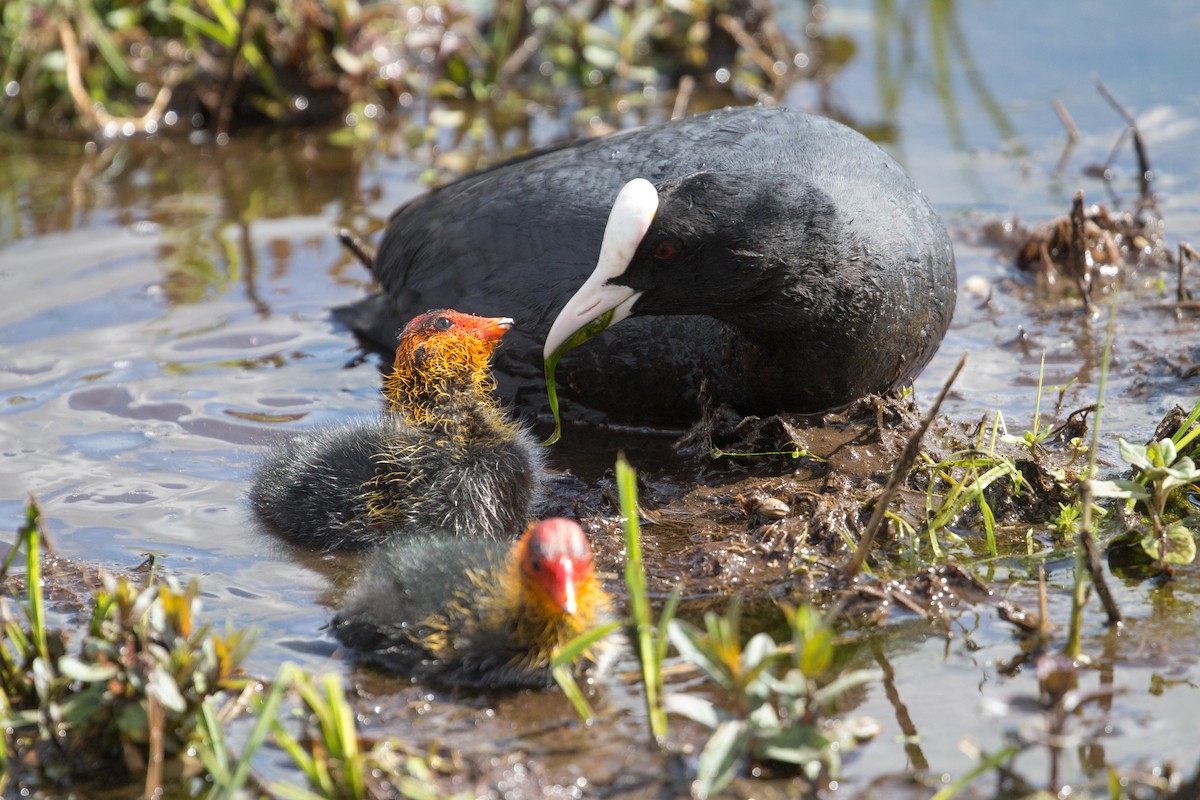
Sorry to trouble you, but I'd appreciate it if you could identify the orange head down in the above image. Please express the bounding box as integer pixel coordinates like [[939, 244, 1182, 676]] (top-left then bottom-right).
[[514, 518, 604, 628], [384, 309, 513, 423]]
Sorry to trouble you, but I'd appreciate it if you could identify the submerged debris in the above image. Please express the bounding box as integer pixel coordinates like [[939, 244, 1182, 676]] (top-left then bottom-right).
[[983, 81, 1188, 309]]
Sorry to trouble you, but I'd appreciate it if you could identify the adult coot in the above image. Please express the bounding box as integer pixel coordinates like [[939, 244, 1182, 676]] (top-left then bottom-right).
[[333, 518, 615, 690], [341, 105, 956, 428], [250, 309, 544, 551]]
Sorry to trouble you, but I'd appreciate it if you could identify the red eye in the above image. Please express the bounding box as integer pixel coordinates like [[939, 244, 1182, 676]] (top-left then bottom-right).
[[653, 242, 676, 260]]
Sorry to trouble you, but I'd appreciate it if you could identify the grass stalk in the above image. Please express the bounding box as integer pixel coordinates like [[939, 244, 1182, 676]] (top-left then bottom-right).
[[842, 352, 966, 578], [616, 454, 669, 742], [552, 620, 621, 723], [16, 501, 48, 662], [1066, 295, 1120, 657], [206, 665, 293, 800]]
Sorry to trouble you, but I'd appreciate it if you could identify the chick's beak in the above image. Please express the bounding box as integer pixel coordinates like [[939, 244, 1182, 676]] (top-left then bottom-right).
[[473, 316, 514, 341], [546, 555, 578, 616], [543, 178, 659, 361]]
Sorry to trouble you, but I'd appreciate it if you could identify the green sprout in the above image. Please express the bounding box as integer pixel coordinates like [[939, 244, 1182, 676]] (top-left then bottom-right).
[[665, 603, 879, 797], [1093, 436, 1200, 569]]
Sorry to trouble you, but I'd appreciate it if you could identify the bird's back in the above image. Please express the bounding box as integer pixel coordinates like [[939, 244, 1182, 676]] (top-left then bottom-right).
[[348, 106, 954, 425]]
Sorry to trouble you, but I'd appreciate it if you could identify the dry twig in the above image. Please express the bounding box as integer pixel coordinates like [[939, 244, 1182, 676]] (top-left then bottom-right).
[[58, 20, 174, 135]]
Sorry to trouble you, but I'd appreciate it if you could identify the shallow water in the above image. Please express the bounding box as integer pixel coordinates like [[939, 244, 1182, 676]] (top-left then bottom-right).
[[3, 0, 1200, 797]]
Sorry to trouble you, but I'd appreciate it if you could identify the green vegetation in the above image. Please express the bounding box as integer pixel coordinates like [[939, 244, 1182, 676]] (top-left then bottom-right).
[[616, 454, 678, 742], [666, 603, 879, 797], [3, 2, 1199, 796], [1, 0, 806, 138], [1, 501, 253, 794], [1094, 406, 1200, 572]]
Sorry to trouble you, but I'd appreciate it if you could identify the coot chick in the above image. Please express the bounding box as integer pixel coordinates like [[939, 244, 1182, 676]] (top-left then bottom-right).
[[333, 518, 615, 690], [250, 309, 544, 551], [339, 105, 956, 428]]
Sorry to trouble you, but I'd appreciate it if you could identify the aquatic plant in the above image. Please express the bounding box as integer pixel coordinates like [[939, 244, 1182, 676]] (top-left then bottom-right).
[[664, 602, 879, 797], [1, 500, 254, 796], [1, 0, 811, 138], [1093, 434, 1200, 570]]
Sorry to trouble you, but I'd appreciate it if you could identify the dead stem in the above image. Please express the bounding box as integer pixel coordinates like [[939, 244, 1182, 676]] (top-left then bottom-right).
[[58, 20, 174, 135], [715, 13, 782, 81], [1179, 242, 1198, 303], [1094, 75, 1153, 202], [337, 228, 377, 271], [838, 352, 967, 580], [1078, 476, 1121, 625], [671, 74, 695, 120], [145, 693, 164, 800], [1052, 97, 1078, 177], [1068, 191, 1093, 313]]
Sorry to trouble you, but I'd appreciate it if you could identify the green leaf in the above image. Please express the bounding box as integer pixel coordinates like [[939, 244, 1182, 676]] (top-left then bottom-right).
[[117, 700, 150, 742], [1119, 438, 1152, 470], [167, 5, 235, 47], [1088, 478, 1150, 500], [57, 655, 118, 683], [755, 723, 828, 766], [58, 683, 104, 725], [552, 663, 596, 723], [741, 632, 777, 672], [694, 719, 749, 799], [667, 619, 729, 688], [663, 693, 726, 729], [747, 698, 780, 732], [1154, 438, 1178, 467], [582, 44, 619, 70], [1141, 524, 1197, 566], [148, 664, 188, 714], [812, 669, 883, 707], [551, 621, 621, 667]]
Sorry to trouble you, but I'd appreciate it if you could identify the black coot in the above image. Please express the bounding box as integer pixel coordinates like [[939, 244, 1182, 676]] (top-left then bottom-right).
[[340, 106, 956, 427]]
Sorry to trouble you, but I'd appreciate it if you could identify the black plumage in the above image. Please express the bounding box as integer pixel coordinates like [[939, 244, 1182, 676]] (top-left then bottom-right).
[[333, 519, 615, 690], [250, 310, 544, 551], [339, 106, 956, 427]]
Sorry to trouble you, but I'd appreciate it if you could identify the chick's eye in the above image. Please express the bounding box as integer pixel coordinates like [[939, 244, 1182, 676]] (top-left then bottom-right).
[[653, 242, 677, 261], [432, 316, 453, 331]]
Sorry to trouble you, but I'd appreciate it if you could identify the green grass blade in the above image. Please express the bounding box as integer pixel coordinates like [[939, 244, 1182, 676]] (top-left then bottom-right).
[[553, 621, 621, 667], [209, 665, 294, 799], [17, 502, 48, 662], [552, 664, 596, 723], [616, 455, 667, 741]]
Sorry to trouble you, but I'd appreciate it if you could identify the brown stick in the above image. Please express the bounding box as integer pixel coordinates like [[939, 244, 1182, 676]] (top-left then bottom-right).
[[58, 20, 174, 135], [1069, 191, 1093, 313], [1053, 98, 1079, 140], [839, 352, 968, 580], [1078, 476, 1121, 624], [1052, 98, 1078, 177], [1094, 75, 1153, 200], [671, 75, 695, 121], [714, 13, 781, 82], [337, 228, 377, 271], [1179, 242, 1198, 303], [144, 693, 164, 799]]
